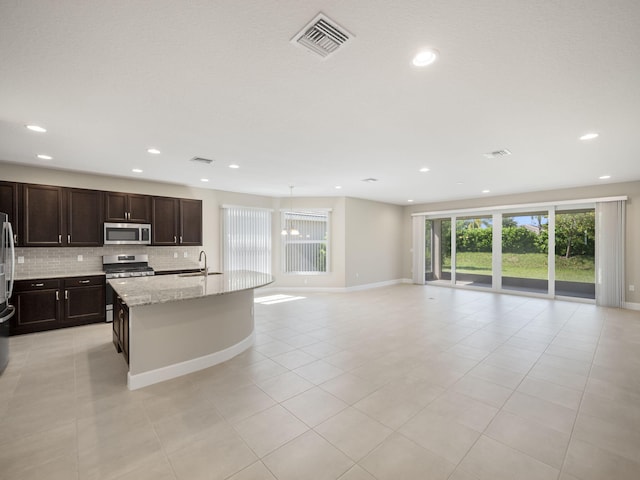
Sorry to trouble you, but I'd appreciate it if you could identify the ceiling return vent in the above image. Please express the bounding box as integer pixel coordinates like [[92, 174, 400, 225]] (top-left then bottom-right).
[[291, 13, 353, 59], [190, 156, 214, 165], [482, 149, 512, 159]]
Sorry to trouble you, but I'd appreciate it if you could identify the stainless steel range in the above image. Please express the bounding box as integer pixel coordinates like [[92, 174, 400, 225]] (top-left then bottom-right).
[[103, 254, 154, 322]]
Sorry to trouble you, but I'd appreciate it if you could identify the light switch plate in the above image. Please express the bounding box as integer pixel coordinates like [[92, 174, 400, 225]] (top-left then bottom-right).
[[173, 252, 178, 258], [77, 255, 83, 261], [17, 256, 24, 264]]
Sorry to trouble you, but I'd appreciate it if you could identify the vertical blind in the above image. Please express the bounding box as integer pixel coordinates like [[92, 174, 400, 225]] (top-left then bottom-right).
[[282, 210, 329, 273], [222, 206, 272, 274], [595, 200, 626, 307]]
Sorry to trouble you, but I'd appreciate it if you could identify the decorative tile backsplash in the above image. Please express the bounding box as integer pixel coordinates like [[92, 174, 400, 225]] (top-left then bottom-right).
[[14, 245, 203, 279]]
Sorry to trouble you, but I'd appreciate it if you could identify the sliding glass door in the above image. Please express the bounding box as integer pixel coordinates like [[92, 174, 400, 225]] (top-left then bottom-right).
[[501, 212, 549, 294], [554, 210, 595, 299], [454, 216, 493, 288], [423, 206, 596, 300]]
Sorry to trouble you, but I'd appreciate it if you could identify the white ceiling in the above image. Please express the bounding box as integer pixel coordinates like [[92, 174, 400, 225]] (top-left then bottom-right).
[[1, 1, 639, 205]]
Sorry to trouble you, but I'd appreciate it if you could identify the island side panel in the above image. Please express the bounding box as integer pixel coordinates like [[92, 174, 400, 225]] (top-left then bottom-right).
[[129, 289, 254, 377]]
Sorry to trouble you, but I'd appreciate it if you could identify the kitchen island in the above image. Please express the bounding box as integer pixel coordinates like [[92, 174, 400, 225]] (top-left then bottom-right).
[[108, 270, 273, 390]]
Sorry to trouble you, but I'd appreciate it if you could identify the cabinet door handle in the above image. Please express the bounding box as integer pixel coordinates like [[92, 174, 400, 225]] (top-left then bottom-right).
[[13, 234, 17, 244], [67, 234, 71, 243], [58, 234, 62, 243], [173, 235, 176, 243], [65, 290, 69, 300], [33, 283, 44, 287], [56, 291, 59, 301], [179, 236, 183, 244], [79, 280, 91, 284]]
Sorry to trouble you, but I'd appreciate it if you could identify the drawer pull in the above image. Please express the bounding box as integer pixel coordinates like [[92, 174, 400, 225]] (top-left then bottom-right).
[[65, 290, 69, 300], [79, 280, 91, 284], [56, 291, 59, 301], [33, 283, 44, 287], [58, 234, 62, 244]]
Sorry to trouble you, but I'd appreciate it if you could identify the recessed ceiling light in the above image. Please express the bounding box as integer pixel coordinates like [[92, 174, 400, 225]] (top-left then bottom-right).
[[200, 178, 209, 182], [412, 49, 439, 67], [36, 154, 52, 160], [26, 124, 46, 133], [132, 168, 143, 173], [335, 185, 342, 189], [408, 199, 414, 203], [228, 164, 240, 169], [456, 182, 464, 185], [482, 189, 490, 194], [147, 148, 161, 154], [599, 175, 611, 180], [580, 133, 599, 141], [419, 167, 430, 173]]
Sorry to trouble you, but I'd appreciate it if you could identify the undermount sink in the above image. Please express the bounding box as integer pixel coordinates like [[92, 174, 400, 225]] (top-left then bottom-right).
[[178, 271, 223, 277]]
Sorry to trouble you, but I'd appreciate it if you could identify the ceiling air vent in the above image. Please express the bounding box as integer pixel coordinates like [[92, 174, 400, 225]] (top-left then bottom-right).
[[482, 149, 512, 159], [190, 156, 214, 165], [291, 13, 353, 59], [361, 178, 378, 183]]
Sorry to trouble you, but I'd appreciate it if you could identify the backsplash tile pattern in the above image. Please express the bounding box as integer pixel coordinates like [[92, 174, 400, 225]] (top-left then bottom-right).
[[14, 246, 202, 279]]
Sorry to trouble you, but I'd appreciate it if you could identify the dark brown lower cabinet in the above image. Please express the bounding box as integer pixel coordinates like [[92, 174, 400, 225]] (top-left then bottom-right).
[[10, 276, 105, 335], [63, 276, 106, 326], [11, 279, 62, 335], [112, 295, 129, 363]]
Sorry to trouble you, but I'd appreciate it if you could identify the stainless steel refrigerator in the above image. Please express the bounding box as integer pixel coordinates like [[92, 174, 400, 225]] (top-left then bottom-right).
[[1, 212, 16, 373]]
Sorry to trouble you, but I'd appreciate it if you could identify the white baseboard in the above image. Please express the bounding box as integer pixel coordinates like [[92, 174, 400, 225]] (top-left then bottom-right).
[[344, 278, 412, 292], [624, 302, 640, 311], [261, 278, 411, 294], [127, 330, 255, 390]]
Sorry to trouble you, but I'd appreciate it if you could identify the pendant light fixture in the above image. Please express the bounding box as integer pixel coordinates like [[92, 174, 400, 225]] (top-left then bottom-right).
[[281, 186, 300, 236]]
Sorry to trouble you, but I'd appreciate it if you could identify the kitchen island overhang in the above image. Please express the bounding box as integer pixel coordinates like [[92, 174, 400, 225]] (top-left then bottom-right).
[[108, 270, 273, 390]]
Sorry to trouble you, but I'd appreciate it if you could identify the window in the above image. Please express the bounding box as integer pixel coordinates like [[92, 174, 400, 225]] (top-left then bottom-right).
[[282, 210, 330, 273], [222, 206, 272, 273]]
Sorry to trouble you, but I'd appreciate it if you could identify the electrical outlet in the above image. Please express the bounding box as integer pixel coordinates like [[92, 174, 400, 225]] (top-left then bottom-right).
[[17, 256, 24, 264], [184, 252, 188, 258], [173, 252, 178, 258], [77, 255, 83, 262], [630, 285, 635, 292]]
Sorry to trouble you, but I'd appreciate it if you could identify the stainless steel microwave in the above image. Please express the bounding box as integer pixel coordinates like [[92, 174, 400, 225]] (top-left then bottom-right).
[[104, 223, 151, 245]]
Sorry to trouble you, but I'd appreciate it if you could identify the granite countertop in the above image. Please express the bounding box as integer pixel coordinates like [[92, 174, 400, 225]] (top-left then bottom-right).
[[15, 271, 106, 281], [108, 270, 274, 307]]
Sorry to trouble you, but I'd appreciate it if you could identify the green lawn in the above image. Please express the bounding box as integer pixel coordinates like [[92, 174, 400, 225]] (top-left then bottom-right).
[[442, 252, 594, 283]]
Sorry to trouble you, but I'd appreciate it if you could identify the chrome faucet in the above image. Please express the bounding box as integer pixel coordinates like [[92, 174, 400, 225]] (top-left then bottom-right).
[[199, 250, 208, 276]]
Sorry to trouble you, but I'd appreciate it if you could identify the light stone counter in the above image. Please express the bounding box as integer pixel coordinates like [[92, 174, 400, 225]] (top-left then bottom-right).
[[16, 270, 105, 281], [108, 270, 273, 307], [109, 270, 274, 390]]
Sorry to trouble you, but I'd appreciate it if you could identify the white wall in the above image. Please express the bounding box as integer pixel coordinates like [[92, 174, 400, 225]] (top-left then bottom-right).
[[345, 197, 404, 287], [402, 180, 640, 304]]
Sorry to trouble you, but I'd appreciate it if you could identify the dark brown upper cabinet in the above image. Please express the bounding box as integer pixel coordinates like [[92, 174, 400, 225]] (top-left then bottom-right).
[[22, 184, 65, 246], [21, 185, 103, 247], [152, 196, 179, 245], [180, 199, 203, 246], [0, 181, 19, 245], [152, 197, 202, 246], [67, 189, 103, 246], [105, 192, 151, 223]]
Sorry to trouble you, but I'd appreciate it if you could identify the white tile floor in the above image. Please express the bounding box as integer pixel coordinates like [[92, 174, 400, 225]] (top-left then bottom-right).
[[1, 284, 640, 479]]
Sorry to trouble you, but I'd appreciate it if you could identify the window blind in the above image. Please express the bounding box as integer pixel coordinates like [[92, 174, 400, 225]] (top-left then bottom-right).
[[222, 206, 272, 274], [282, 210, 329, 273]]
